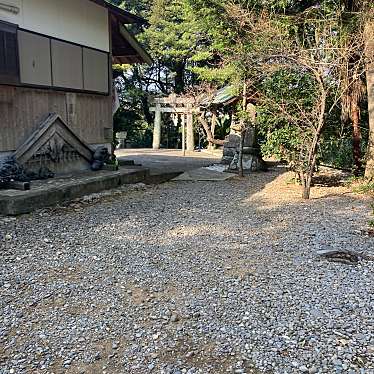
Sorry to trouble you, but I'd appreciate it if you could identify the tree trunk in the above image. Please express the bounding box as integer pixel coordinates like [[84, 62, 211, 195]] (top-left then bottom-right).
[[140, 95, 154, 127], [238, 82, 248, 177], [209, 111, 217, 150], [302, 173, 312, 199], [365, 22, 374, 179], [238, 129, 246, 177], [351, 100, 362, 175], [174, 61, 186, 94], [198, 115, 225, 146], [302, 72, 327, 199]]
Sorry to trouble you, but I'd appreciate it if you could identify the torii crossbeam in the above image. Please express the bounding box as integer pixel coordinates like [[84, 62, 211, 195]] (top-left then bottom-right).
[[149, 95, 201, 152]]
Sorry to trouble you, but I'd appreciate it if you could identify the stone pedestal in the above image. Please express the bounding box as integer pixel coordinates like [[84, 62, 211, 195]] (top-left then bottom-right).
[[222, 127, 264, 171]]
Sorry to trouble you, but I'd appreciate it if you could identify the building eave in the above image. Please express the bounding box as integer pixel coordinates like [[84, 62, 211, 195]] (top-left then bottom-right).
[[119, 25, 152, 65], [88, 0, 146, 24]]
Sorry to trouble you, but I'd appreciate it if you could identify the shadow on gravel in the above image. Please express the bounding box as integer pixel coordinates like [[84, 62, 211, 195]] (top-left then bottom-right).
[[1, 165, 373, 374], [117, 152, 221, 175]]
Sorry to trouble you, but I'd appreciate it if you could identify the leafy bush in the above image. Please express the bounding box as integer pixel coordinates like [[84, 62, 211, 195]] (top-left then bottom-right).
[[256, 68, 317, 166], [319, 137, 354, 169]]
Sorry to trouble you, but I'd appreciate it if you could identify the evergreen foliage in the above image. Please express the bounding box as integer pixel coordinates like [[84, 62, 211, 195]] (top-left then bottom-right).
[[108, 0, 373, 191]]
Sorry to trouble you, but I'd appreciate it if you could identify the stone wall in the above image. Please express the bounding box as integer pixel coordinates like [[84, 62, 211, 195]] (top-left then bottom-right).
[[222, 128, 264, 171]]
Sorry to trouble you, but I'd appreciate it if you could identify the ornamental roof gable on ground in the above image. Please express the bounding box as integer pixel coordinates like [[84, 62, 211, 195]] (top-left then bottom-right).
[[14, 113, 94, 174]]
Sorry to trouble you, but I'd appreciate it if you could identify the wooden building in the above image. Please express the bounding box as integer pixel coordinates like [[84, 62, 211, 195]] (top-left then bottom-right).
[[0, 0, 151, 174]]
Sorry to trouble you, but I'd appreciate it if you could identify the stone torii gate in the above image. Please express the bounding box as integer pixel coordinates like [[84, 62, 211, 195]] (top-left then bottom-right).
[[150, 96, 200, 152]]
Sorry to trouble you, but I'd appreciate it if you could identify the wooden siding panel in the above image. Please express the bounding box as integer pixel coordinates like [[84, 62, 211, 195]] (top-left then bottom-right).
[[74, 93, 112, 144], [47, 92, 67, 123], [0, 86, 110, 152], [0, 86, 15, 150]]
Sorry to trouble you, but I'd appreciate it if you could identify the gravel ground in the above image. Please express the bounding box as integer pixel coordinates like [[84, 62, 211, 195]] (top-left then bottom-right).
[[0, 167, 373, 374]]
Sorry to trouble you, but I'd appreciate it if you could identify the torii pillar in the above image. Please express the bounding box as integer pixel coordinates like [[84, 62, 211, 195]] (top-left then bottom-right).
[[153, 103, 162, 149], [186, 105, 194, 151]]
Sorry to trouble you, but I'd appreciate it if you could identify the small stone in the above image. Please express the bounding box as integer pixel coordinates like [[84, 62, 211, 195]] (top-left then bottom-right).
[[170, 313, 180, 323], [367, 345, 374, 354], [1, 163, 373, 374]]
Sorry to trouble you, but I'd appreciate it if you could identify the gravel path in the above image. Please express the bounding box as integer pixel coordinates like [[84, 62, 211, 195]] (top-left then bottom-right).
[[0, 167, 373, 374]]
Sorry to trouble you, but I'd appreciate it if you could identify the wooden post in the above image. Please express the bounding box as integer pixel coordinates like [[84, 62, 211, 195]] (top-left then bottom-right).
[[186, 105, 194, 152], [153, 103, 162, 150], [209, 111, 217, 151]]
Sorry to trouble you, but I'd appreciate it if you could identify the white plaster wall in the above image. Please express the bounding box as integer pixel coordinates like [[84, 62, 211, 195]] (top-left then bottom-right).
[[0, 0, 109, 51], [0, 0, 22, 25]]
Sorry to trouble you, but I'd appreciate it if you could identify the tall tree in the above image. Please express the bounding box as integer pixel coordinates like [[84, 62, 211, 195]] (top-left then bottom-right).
[[188, 0, 367, 198], [142, 0, 200, 93], [110, 0, 373, 185], [365, 19, 374, 179], [340, 0, 367, 175]]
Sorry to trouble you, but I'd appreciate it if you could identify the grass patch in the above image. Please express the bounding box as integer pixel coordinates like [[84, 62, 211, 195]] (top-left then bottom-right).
[[369, 203, 374, 229], [351, 181, 374, 194], [344, 175, 362, 187], [346, 177, 374, 195], [347, 181, 374, 228]]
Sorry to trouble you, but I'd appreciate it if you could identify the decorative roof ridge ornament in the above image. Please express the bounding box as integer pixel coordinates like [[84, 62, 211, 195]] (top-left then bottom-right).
[[0, 2, 20, 14]]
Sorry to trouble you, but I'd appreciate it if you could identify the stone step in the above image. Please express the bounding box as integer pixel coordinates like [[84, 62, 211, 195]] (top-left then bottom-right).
[[145, 172, 182, 184], [118, 159, 140, 166], [0, 168, 148, 216]]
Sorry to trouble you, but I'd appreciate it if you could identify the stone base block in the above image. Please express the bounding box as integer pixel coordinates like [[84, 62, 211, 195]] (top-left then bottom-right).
[[0, 168, 148, 216], [229, 154, 265, 172]]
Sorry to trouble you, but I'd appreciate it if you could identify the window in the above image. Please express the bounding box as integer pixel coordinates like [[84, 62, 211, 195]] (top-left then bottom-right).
[[0, 21, 19, 85]]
